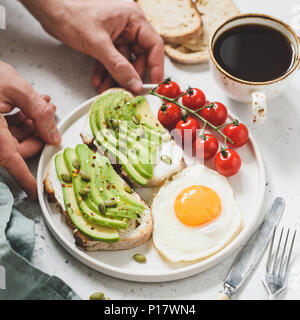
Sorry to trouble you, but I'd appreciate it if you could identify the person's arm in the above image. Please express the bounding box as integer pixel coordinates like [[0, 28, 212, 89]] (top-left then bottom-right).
[[0, 61, 61, 199], [20, 0, 165, 93]]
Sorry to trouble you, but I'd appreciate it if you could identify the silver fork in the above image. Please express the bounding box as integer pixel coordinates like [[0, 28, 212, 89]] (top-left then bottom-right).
[[263, 227, 297, 300]]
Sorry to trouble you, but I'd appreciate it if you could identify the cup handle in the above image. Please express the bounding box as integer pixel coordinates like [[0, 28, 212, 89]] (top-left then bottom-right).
[[252, 91, 267, 123]]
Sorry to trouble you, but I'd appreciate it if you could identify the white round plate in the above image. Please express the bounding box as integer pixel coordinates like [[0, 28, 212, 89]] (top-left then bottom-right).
[[37, 84, 265, 282]]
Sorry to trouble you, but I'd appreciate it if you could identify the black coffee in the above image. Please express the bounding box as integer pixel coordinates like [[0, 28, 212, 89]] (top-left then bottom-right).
[[213, 24, 294, 82]]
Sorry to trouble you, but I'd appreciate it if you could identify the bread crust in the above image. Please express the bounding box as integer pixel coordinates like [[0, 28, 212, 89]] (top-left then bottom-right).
[[43, 155, 153, 251], [164, 43, 209, 64], [135, 0, 202, 45]]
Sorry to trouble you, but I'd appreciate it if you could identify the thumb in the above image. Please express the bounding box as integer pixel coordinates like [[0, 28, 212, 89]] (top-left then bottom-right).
[[94, 36, 143, 93], [7, 82, 61, 145]]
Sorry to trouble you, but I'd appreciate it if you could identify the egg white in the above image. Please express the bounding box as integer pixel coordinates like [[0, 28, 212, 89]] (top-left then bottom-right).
[[152, 165, 242, 262]]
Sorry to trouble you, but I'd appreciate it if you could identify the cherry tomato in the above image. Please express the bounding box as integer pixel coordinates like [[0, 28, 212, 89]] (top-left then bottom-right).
[[158, 102, 182, 131], [215, 148, 241, 176], [199, 101, 228, 127], [157, 80, 181, 98], [175, 117, 201, 144], [193, 134, 219, 160], [223, 121, 249, 148], [182, 88, 206, 111]]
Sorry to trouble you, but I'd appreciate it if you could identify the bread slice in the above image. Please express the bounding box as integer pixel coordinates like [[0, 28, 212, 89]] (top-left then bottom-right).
[[136, 0, 202, 45], [80, 88, 185, 188], [44, 153, 153, 251], [165, 0, 240, 64]]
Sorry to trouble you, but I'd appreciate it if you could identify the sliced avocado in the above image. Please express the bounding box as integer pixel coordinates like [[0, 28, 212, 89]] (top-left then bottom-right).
[[55, 153, 120, 242], [95, 130, 148, 186], [74, 144, 144, 219], [89, 91, 168, 185], [63, 147, 127, 230]]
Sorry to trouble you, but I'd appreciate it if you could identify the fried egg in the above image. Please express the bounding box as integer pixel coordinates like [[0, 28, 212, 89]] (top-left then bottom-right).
[[152, 165, 242, 262]]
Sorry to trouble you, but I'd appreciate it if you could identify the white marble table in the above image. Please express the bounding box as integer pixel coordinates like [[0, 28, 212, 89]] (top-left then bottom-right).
[[1, 0, 300, 300]]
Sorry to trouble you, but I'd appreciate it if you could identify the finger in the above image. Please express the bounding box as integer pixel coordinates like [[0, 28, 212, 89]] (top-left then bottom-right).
[[41, 95, 51, 103], [0, 115, 37, 199], [0, 102, 14, 114], [18, 137, 44, 159], [4, 152, 37, 199], [98, 75, 116, 94], [131, 43, 145, 56], [6, 77, 61, 145], [9, 119, 35, 141], [5, 110, 27, 126], [117, 45, 131, 60], [93, 36, 143, 94], [133, 54, 147, 78], [136, 23, 165, 83], [91, 61, 106, 89]]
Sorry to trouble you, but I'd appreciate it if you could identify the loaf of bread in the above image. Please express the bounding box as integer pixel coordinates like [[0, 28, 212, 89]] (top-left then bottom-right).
[[137, 0, 240, 64]]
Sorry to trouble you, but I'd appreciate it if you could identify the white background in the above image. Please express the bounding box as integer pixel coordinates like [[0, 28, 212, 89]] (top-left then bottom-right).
[[0, 0, 300, 300]]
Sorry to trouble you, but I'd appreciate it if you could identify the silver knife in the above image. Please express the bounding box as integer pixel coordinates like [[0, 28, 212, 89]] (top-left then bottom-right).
[[217, 197, 285, 300]]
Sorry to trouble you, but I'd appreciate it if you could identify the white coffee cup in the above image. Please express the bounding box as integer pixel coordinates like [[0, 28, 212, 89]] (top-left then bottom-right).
[[209, 13, 300, 122]]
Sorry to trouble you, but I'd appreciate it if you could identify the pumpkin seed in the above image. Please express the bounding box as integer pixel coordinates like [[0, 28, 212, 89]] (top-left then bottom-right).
[[124, 185, 133, 194], [80, 170, 91, 181], [104, 199, 117, 207], [98, 201, 106, 214], [133, 254, 146, 263], [60, 173, 72, 183], [111, 119, 119, 130], [132, 115, 140, 125], [89, 292, 105, 300], [79, 188, 90, 196], [160, 155, 172, 164], [72, 158, 81, 169]]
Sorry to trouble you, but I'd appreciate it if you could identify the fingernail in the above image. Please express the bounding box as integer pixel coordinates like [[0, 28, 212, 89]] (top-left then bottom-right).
[[127, 79, 142, 93], [50, 129, 61, 144]]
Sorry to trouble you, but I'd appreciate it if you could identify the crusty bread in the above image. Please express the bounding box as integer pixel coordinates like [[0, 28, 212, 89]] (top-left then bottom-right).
[[164, 43, 209, 64], [43, 153, 153, 251], [136, 0, 202, 45], [164, 0, 240, 64], [80, 88, 185, 188]]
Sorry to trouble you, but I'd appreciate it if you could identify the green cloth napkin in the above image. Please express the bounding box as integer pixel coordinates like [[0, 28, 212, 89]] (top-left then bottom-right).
[[0, 179, 81, 300]]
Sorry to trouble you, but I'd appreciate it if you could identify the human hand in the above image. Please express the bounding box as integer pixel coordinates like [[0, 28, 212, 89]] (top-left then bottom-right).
[[21, 0, 165, 94], [0, 61, 61, 199]]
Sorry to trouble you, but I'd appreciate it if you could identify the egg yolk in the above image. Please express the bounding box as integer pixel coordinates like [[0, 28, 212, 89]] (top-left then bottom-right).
[[174, 185, 222, 226]]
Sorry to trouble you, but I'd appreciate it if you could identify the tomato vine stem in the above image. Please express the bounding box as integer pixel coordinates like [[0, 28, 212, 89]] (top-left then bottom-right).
[[150, 88, 233, 144]]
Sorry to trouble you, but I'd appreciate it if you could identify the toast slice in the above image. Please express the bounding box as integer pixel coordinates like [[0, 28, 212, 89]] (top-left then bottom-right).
[[136, 0, 202, 45], [80, 88, 185, 188], [165, 0, 240, 64], [44, 152, 153, 251]]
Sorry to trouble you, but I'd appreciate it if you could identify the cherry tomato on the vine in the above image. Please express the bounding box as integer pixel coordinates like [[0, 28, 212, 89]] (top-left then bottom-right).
[[215, 148, 241, 176], [157, 80, 181, 99], [199, 101, 228, 127], [158, 102, 182, 131], [222, 121, 249, 148], [182, 88, 206, 111], [175, 117, 201, 144], [193, 133, 219, 160]]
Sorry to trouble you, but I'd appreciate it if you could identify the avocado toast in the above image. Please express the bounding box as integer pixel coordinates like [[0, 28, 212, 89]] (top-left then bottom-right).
[[43, 144, 152, 251], [81, 88, 185, 187]]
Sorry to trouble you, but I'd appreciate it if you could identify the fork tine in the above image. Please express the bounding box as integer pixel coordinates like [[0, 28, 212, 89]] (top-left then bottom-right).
[[283, 230, 297, 279], [278, 228, 290, 276], [266, 227, 276, 272], [272, 227, 284, 274]]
